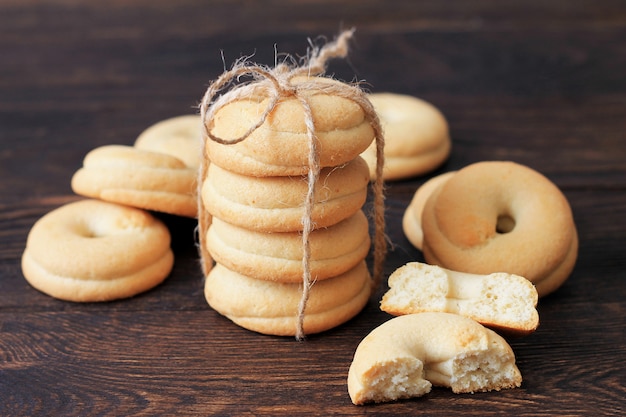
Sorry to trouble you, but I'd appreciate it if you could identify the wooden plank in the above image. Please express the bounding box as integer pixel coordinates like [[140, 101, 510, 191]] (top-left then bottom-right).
[[1, 1, 625, 415]]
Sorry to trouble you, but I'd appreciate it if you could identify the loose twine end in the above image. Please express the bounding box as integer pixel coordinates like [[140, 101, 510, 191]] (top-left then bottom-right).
[[197, 29, 386, 340]]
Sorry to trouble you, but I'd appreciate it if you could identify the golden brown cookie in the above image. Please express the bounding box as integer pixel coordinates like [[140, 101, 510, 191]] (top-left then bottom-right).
[[21, 199, 174, 302], [201, 156, 370, 232], [204, 261, 372, 336], [420, 161, 578, 297], [347, 312, 522, 405], [71, 145, 197, 217], [361, 93, 451, 181], [206, 76, 375, 177], [134, 114, 202, 168], [206, 210, 370, 283]]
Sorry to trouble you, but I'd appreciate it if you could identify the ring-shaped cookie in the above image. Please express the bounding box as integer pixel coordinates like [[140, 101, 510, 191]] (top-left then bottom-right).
[[360, 93, 451, 181], [206, 210, 370, 283], [206, 76, 375, 177], [201, 156, 370, 232], [21, 199, 174, 302], [71, 145, 197, 218], [205, 261, 372, 336], [418, 161, 578, 297], [347, 312, 522, 404], [134, 114, 202, 168]]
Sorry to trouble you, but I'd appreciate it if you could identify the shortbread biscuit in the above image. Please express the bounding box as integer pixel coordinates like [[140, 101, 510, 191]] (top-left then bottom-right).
[[206, 76, 375, 177], [134, 114, 202, 168], [201, 156, 370, 232], [21, 199, 174, 302], [205, 261, 372, 336], [206, 210, 370, 283], [348, 312, 522, 405], [420, 161, 578, 297], [361, 93, 451, 180], [71, 145, 197, 217]]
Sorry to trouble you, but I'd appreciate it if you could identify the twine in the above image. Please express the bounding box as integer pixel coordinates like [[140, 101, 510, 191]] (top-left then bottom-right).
[[197, 29, 386, 340]]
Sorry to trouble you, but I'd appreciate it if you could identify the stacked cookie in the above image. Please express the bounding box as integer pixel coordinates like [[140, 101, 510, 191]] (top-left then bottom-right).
[[200, 76, 377, 337]]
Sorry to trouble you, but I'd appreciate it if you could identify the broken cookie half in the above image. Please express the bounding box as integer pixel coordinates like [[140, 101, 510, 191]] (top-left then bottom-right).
[[347, 312, 522, 405]]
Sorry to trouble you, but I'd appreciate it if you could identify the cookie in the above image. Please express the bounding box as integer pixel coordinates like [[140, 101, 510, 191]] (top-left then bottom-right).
[[419, 161, 578, 297], [204, 261, 372, 336], [134, 114, 202, 168], [206, 210, 370, 283], [71, 145, 197, 217], [200, 156, 370, 232], [380, 262, 539, 335], [348, 312, 522, 404], [206, 76, 375, 177], [361, 92, 451, 180], [21, 199, 174, 302]]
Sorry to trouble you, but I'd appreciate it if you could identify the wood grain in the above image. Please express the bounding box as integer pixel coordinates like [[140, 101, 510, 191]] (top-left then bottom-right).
[[1, 1, 625, 416]]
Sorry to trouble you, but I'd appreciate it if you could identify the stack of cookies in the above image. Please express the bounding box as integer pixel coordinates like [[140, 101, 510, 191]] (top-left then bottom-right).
[[199, 75, 378, 337]]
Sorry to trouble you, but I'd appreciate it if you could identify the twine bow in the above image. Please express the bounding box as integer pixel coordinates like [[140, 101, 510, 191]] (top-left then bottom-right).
[[197, 29, 386, 340]]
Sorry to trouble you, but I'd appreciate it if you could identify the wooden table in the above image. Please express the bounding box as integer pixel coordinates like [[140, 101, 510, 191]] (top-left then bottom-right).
[[2, 1, 625, 415]]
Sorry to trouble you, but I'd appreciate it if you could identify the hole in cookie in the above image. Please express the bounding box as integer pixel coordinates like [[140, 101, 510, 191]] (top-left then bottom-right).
[[74, 220, 108, 239], [496, 215, 515, 234], [80, 227, 105, 238]]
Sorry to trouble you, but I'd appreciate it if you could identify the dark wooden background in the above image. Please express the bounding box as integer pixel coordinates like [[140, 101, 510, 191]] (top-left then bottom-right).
[[1, 1, 625, 416]]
